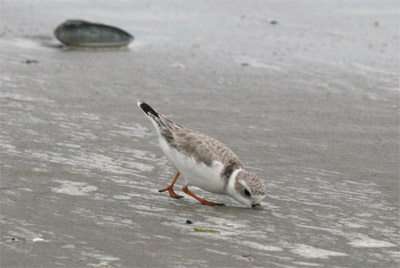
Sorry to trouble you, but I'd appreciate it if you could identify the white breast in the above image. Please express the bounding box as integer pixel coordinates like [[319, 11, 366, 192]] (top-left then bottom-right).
[[158, 137, 225, 194]]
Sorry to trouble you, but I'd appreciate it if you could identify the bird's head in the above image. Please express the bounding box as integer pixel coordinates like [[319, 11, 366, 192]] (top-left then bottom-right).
[[226, 169, 267, 208]]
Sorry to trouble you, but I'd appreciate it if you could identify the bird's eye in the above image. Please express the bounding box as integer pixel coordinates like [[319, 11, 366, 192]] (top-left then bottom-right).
[[244, 189, 251, 197]]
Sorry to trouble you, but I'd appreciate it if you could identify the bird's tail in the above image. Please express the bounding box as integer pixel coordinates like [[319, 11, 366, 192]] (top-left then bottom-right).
[[137, 100, 160, 119], [137, 100, 178, 131]]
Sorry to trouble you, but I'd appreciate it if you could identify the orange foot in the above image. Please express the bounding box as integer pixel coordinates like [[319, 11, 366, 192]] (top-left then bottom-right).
[[182, 185, 224, 206], [159, 172, 183, 199]]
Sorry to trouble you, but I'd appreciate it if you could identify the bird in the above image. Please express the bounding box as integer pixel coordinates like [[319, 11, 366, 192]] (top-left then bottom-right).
[[137, 101, 267, 208]]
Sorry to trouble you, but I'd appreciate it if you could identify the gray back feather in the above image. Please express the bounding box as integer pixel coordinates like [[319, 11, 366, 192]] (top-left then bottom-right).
[[155, 115, 243, 181]]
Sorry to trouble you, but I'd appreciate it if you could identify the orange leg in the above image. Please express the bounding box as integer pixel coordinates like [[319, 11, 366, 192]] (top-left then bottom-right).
[[182, 185, 224, 206], [159, 172, 183, 199]]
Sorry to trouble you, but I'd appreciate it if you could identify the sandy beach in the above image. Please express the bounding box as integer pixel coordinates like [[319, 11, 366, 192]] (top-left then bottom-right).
[[1, 1, 399, 267]]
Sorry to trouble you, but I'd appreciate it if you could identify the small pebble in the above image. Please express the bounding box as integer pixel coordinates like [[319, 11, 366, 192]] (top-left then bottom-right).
[[186, 220, 193, 224], [242, 253, 254, 260], [25, 59, 38, 64]]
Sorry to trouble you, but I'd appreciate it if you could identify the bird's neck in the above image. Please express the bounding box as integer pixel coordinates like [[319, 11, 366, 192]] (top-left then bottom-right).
[[226, 168, 243, 196]]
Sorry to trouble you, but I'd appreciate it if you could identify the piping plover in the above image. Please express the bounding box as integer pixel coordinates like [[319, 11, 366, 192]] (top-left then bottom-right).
[[138, 101, 266, 208]]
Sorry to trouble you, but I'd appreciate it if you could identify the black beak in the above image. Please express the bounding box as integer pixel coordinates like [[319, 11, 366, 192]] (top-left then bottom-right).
[[251, 204, 261, 208]]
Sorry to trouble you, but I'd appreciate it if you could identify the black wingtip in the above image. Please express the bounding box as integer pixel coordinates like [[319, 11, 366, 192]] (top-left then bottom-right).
[[137, 101, 159, 118]]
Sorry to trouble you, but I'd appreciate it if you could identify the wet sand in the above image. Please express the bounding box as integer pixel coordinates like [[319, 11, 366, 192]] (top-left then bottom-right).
[[1, 1, 399, 267]]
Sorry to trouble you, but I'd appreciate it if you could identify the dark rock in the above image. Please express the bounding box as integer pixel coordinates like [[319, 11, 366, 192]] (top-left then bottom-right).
[[54, 20, 134, 48]]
